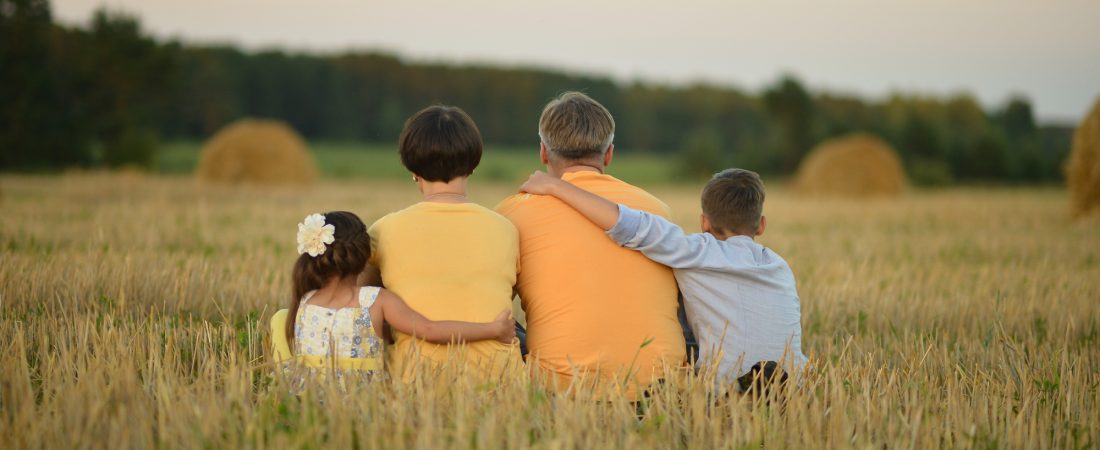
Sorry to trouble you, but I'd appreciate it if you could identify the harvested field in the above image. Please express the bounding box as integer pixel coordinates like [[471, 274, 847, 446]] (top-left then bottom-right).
[[1, 173, 1097, 449]]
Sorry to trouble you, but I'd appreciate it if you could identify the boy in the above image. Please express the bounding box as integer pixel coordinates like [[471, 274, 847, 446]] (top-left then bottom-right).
[[520, 168, 807, 388]]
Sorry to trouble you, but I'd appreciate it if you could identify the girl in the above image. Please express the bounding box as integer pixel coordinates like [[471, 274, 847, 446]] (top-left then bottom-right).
[[280, 210, 514, 379]]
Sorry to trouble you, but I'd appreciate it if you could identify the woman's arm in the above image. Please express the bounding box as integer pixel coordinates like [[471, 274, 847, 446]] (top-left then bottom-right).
[[520, 171, 620, 230], [374, 289, 515, 344]]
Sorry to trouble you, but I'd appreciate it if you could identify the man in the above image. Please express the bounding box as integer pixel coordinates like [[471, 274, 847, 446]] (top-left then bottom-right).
[[496, 92, 685, 395]]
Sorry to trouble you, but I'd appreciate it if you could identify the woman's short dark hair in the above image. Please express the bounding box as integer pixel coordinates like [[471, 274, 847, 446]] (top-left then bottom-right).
[[398, 105, 483, 182]]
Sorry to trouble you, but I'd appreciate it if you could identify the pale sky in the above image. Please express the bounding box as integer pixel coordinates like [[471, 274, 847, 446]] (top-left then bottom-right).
[[52, 0, 1100, 124]]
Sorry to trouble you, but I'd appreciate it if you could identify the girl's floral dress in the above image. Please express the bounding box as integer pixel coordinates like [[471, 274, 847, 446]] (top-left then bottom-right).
[[286, 286, 384, 387]]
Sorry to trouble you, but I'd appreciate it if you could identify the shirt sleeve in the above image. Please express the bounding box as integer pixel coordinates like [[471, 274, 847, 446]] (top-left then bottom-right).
[[605, 204, 722, 270], [358, 286, 381, 308]]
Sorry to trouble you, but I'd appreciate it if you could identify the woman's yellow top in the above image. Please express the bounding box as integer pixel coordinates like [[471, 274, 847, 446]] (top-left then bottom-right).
[[369, 202, 521, 380]]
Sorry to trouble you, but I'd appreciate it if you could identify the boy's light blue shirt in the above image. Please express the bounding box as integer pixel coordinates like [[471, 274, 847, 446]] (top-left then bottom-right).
[[607, 204, 808, 381]]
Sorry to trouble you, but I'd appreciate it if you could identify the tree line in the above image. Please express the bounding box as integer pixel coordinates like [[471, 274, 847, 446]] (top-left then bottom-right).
[[1, 0, 1075, 183]]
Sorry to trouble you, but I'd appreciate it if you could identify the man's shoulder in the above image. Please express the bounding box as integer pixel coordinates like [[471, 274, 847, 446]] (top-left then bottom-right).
[[495, 174, 671, 221], [625, 190, 672, 218], [494, 193, 527, 217], [586, 176, 671, 218], [495, 193, 559, 220]]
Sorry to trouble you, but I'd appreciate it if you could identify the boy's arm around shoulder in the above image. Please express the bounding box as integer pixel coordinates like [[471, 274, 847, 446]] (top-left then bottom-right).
[[519, 171, 620, 229], [519, 170, 721, 270], [607, 205, 724, 270]]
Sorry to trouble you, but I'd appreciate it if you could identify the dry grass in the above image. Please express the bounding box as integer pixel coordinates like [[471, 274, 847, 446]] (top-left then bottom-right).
[[794, 133, 908, 197], [1069, 99, 1100, 217], [1, 173, 1097, 449], [196, 119, 318, 185]]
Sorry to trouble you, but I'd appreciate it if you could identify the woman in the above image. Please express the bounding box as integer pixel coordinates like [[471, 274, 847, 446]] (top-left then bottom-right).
[[367, 105, 521, 381]]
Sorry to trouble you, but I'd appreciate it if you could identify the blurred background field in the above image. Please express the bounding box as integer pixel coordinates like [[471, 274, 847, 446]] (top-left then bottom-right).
[[158, 141, 679, 185]]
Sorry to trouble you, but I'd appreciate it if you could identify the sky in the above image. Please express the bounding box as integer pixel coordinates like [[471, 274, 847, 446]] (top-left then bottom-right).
[[52, 0, 1100, 124]]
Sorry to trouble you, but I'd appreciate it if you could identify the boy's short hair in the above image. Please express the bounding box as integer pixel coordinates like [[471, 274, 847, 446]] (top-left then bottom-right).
[[701, 168, 765, 235], [399, 105, 483, 182], [538, 92, 615, 161]]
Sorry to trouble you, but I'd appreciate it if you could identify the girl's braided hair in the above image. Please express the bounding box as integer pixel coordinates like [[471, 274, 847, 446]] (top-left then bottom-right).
[[286, 211, 371, 347]]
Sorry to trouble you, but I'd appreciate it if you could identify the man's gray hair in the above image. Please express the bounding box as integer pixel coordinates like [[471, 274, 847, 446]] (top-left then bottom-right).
[[538, 131, 614, 160], [538, 92, 616, 161]]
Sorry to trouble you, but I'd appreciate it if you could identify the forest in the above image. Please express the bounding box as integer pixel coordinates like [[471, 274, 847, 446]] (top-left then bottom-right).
[[1, 0, 1075, 183]]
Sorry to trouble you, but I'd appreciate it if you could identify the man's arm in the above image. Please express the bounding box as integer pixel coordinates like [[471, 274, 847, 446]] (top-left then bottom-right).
[[520, 171, 716, 269]]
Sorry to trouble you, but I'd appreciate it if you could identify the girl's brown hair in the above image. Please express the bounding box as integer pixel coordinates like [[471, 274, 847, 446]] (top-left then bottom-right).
[[286, 211, 371, 348]]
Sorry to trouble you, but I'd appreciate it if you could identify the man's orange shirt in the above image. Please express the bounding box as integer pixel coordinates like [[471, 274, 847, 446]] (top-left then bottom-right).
[[496, 171, 685, 393]]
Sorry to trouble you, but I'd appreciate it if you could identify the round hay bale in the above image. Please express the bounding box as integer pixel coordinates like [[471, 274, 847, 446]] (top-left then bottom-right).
[[794, 133, 908, 197], [1068, 98, 1100, 217], [196, 119, 317, 184]]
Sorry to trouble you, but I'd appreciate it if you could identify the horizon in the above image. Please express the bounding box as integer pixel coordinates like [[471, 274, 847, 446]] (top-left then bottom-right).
[[52, 0, 1100, 124]]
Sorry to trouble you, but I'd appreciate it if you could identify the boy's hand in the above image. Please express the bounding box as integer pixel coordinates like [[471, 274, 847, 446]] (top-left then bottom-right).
[[519, 171, 562, 195], [492, 309, 517, 344]]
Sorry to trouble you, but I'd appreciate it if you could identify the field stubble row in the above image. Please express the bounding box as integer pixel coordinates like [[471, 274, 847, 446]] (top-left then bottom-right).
[[0, 173, 1097, 449]]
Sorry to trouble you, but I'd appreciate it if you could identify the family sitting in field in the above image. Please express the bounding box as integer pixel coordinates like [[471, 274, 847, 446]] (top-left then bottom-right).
[[270, 92, 807, 395]]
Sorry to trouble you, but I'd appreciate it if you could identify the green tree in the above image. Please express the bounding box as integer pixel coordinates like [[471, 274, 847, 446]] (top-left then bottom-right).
[[763, 75, 814, 172], [901, 114, 944, 160], [994, 97, 1044, 181], [0, 2, 1079, 181], [996, 96, 1037, 140], [958, 130, 1009, 180], [676, 127, 724, 180], [80, 9, 176, 167], [0, 0, 91, 169]]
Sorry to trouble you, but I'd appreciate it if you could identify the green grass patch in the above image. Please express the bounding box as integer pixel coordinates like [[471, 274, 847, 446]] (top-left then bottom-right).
[[155, 141, 680, 185]]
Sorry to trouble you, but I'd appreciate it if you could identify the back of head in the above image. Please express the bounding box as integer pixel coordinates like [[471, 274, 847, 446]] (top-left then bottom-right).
[[287, 211, 371, 345], [539, 92, 615, 164], [701, 169, 766, 236], [399, 105, 483, 182]]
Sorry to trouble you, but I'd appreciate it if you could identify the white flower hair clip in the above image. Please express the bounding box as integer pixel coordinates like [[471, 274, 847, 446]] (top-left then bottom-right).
[[297, 213, 336, 257]]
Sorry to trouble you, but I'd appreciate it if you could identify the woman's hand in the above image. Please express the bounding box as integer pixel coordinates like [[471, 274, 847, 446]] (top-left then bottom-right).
[[519, 171, 563, 195], [492, 309, 517, 344]]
